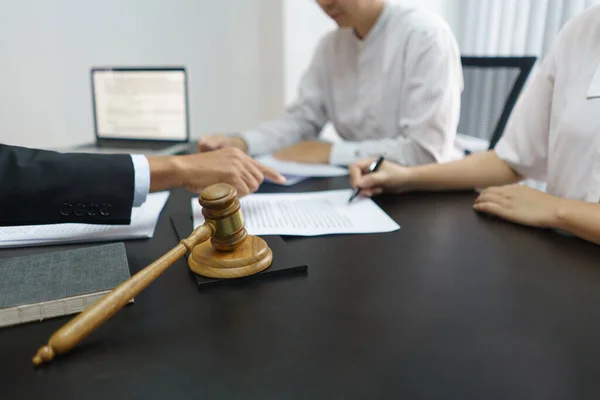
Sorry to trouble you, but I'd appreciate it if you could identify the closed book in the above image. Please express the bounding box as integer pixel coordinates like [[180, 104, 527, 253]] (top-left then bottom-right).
[[0, 242, 131, 328]]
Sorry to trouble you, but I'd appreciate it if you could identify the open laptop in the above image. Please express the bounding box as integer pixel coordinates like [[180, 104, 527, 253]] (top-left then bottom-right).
[[74, 67, 191, 155]]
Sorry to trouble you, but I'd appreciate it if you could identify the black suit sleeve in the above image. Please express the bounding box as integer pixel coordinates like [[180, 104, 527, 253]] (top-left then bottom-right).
[[0, 144, 136, 226]]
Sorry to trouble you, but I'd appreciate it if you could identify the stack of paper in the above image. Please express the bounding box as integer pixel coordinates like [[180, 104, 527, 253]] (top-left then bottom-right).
[[257, 155, 349, 186], [0, 192, 170, 249], [192, 189, 400, 236]]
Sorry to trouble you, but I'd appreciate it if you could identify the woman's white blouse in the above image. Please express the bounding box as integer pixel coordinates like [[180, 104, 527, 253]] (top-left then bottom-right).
[[495, 6, 600, 202]]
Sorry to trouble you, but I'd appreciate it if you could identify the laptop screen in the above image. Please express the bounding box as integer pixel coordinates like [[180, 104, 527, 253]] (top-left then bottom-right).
[[91, 68, 188, 141]]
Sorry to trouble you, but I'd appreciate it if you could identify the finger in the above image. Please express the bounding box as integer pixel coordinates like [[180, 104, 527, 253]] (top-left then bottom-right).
[[355, 172, 386, 191], [480, 185, 510, 198], [198, 138, 218, 152], [200, 136, 230, 151], [473, 201, 512, 221], [232, 178, 251, 198], [349, 164, 365, 189], [246, 162, 264, 184], [257, 163, 286, 185], [241, 167, 262, 193], [475, 190, 507, 205], [199, 143, 216, 152], [371, 187, 384, 196], [359, 187, 383, 198], [359, 188, 373, 198]]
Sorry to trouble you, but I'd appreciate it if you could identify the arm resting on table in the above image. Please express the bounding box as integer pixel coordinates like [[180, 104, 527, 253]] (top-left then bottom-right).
[[407, 151, 522, 191]]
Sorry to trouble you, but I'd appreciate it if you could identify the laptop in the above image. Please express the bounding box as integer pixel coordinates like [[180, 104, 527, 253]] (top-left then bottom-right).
[[73, 67, 191, 155]]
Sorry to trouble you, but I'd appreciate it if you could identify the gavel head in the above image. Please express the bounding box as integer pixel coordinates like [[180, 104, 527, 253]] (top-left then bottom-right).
[[199, 183, 247, 252]]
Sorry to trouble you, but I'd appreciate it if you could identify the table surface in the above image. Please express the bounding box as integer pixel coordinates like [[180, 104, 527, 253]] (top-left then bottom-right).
[[3, 177, 600, 400]]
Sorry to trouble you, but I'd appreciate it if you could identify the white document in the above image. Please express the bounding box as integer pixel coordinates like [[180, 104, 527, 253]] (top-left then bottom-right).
[[266, 174, 309, 187], [192, 189, 399, 236], [0, 192, 170, 248], [257, 155, 349, 178]]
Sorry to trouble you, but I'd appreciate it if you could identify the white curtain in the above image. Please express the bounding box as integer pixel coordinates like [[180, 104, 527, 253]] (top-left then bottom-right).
[[459, 0, 600, 58]]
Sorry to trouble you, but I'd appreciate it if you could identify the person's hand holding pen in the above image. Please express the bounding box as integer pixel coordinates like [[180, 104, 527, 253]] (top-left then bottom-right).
[[348, 156, 385, 203], [348, 156, 415, 200]]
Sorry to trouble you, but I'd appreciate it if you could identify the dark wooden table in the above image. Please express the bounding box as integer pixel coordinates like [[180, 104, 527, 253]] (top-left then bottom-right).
[[3, 177, 600, 399]]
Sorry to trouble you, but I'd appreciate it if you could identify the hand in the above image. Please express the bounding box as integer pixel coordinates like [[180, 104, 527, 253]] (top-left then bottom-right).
[[273, 141, 332, 164], [148, 148, 286, 196], [349, 158, 413, 197], [198, 134, 248, 153], [473, 184, 564, 228]]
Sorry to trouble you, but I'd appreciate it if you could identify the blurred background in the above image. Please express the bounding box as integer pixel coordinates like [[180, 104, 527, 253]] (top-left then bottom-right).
[[0, 0, 598, 149]]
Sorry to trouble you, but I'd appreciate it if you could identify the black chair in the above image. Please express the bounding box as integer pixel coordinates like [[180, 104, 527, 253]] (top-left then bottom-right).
[[457, 56, 537, 153]]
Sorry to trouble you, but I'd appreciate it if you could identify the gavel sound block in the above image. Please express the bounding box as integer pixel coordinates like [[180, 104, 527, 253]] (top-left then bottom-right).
[[32, 183, 272, 367]]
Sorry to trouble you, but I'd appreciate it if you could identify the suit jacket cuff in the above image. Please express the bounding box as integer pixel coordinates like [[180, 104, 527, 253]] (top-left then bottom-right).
[[131, 155, 150, 207]]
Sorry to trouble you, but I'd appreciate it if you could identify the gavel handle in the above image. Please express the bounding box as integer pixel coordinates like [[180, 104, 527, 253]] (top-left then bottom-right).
[[32, 222, 215, 367]]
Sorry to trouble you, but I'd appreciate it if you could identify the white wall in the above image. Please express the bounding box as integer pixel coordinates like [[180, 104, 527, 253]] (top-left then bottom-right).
[[282, 1, 336, 105], [426, 0, 461, 37], [0, 0, 284, 149]]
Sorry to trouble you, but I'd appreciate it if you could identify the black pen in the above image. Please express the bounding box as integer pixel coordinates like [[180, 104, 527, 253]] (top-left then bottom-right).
[[348, 155, 385, 204]]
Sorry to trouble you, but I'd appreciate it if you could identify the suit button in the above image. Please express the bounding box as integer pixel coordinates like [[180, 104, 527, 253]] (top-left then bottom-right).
[[74, 203, 87, 217], [87, 204, 100, 216], [100, 204, 112, 217], [60, 203, 73, 216]]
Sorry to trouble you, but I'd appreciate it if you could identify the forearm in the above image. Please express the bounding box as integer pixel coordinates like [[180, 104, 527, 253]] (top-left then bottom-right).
[[147, 156, 181, 192], [552, 200, 600, 245], [242, 116, 322, 156], [406, 150, 522, 191]]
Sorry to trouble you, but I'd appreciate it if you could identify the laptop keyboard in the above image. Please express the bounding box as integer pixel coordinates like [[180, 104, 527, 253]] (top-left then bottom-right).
[[97, 140, 181, 151]]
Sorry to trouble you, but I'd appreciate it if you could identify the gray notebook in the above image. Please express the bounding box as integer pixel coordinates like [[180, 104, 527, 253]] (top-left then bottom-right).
[[0, 243, 131, 328]]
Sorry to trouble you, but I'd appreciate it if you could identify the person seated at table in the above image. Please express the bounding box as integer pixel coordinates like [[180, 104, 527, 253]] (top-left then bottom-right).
[[198, 0, 463, 167], [349, 6, 600, 246], [0, 144, 285, 226]]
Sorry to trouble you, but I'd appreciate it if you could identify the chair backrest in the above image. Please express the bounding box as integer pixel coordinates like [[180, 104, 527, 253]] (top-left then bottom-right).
[[458, 56, 537, 151]]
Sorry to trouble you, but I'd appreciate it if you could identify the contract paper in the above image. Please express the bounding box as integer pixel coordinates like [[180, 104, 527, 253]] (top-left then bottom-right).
[[192, 189, 399, 236], [257, 155, 349, 179], [266, 174, 309, 187], [0, 192, 170, 248]]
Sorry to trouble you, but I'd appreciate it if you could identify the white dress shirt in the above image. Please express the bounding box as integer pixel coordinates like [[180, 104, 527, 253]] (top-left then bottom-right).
[[242, 1, 463, 166], [130, 155, 150, 207], [495, 6, 600, 202]]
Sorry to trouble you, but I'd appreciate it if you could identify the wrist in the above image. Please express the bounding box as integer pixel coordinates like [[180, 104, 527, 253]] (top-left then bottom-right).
[[399, 166, 419, 192], [550, 197, 572, 230], [147, 155, 183, 192]]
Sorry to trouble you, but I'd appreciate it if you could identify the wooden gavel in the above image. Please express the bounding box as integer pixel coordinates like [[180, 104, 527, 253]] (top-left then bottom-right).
[[32, 183, 272, 366]]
